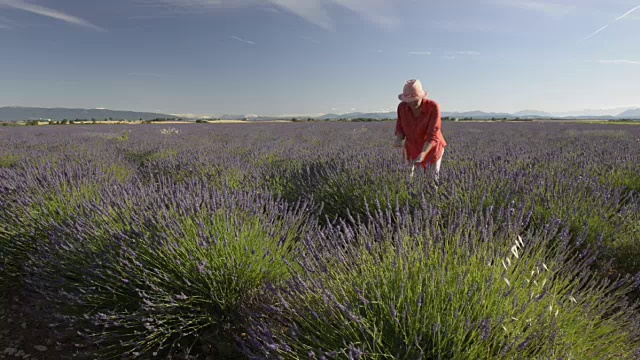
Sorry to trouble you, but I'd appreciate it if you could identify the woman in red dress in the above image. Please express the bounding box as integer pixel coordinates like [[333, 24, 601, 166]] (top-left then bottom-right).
[[394, 79, 447, 180]]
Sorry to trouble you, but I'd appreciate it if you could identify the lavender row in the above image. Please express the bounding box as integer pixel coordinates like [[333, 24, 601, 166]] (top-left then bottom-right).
[[1, 122, 639, 358]]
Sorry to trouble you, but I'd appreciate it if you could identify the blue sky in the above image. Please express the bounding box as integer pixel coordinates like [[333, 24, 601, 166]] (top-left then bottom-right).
[[0, 0, 639, 116]]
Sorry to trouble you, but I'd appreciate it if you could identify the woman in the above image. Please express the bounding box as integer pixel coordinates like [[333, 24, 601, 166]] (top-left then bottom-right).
[[394, 79, 447, 180]]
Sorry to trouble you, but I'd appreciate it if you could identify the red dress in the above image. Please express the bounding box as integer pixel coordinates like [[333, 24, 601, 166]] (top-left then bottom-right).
[[395, 99, 447, 168]]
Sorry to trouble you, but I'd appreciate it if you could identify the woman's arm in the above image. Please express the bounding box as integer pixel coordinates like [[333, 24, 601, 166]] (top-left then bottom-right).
[[394, 106, 405, 147]]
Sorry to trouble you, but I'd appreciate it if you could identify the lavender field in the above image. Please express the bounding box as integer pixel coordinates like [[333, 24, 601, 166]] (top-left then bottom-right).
[[1, 122, 640, 359]]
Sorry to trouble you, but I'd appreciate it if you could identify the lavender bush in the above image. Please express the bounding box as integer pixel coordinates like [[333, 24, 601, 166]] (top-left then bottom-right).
[[0, 121, 639, 358], [12, 177, 314, 357], [244, 201, 640, 359]]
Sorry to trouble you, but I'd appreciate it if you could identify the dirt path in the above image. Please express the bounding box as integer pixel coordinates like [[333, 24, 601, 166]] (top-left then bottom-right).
[[1, 288, 90, 360]]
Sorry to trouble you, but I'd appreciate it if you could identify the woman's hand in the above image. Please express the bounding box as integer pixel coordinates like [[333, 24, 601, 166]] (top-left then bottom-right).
[[414, 151, 428, 163], [415, 143, 433, 164]]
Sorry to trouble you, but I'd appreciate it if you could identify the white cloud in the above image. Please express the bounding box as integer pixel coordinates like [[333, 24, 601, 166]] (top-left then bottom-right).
[[270, 0, 399, 31], [599, 60, 640, 65], [457, 51, 480, 55], [0, 0, 104, 31], [269, 0, 334, 30], [326, 0, 398, 29], [230, 35, 256, 45], [151, 0, 398, 31], [408, 51, 431, 55], [494, 0, 575, 17], [262, 7, 280, 13]]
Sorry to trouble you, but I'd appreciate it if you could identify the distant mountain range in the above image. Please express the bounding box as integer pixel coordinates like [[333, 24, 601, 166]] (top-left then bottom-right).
[[0, 106, 176, 122], [1, 106, 639, 122], [513, 110, 555, 117], [317, 111, 517, 120], [551, 107, 638, 118], [618, 108, 640, 118], [315, 109, 640, 120]]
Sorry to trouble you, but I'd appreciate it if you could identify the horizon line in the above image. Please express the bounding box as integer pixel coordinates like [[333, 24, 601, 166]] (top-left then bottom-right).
[[2, 104, 639, 118]]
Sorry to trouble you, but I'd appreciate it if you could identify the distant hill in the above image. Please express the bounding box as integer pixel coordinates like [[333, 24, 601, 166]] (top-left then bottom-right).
[[316, 109, 640, 120], [442, 111, 513, 119], [316, 113, 341, 120], [513, 110, 555, 117], [617, 108, 640, 118], [553, 107, 637, 118], [318, 111, 522, 120], [216, 114, 248, 120], [571, 115, 617, 120], [0, 107, 176, 122], [318, 111, 517, 120], [317, 112, 395, 120], [2, 106, 639, 123]]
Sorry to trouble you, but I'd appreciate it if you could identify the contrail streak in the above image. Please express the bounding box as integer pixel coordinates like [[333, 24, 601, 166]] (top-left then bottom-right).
[[615, 4, 640, 21], [581, 4, 640, 42], [230, 35, 256, 45], [583, 24, 609, 41]]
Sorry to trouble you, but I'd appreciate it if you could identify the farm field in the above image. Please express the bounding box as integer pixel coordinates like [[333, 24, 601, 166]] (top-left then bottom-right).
[[1, 121, 639, 359]]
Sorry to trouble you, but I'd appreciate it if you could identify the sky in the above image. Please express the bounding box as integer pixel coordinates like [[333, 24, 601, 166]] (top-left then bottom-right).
[[0, 0, 639, 116]]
